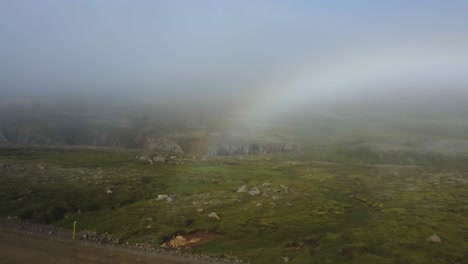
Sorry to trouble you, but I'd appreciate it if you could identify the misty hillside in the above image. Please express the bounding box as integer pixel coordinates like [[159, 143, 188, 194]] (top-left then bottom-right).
[[1, 0, 467, 157], [0, 98, 298, 154], [1, 95, 468, 159]]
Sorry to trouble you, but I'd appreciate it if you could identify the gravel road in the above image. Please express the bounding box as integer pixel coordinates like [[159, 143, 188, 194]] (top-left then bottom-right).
[[0, 217, 241, 264]]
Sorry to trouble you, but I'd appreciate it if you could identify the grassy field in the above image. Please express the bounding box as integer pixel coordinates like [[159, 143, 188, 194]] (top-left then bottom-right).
[[0, 145, 467, 263]]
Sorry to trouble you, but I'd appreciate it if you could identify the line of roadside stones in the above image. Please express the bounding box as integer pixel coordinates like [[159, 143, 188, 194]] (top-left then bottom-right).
[[0, 217, 244, 263]]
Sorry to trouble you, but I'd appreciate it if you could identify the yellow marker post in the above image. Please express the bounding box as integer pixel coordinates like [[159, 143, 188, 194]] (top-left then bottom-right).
[[73, 221, 77, 240]]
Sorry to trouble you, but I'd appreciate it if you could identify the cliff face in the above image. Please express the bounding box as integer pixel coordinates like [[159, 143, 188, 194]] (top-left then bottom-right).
[[207, 141, 300, 156], [144, 137, 184, 154], [0, 126, 299, 156], [0, 103, 300, 155], [3, 128, 134, 148]]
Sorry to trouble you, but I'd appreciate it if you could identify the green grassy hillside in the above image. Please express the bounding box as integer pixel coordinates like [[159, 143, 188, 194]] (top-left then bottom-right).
[[0, 145, 466, 263]]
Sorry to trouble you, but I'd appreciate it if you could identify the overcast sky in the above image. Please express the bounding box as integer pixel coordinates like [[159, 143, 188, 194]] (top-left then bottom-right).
[[1, 1, 467, 112]]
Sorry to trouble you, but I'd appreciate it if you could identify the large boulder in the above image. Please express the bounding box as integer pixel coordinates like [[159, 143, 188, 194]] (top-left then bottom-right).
[[145, 137, 184, 154]]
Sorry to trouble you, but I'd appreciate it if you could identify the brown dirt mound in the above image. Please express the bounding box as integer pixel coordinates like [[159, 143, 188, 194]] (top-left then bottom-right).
[[162, 232, 224, 249]]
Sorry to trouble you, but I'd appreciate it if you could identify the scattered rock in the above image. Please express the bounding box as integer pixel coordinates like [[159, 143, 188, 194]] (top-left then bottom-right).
[[262, 182, 271, 187], [196, 208, 204, 212], [156, 194, 169, 201], [426, 234, 441, 243], [256, 203, 262, 207], [237, 185, 248, 193], [280, 185, 289, 193], [282, 256, 290, 262], [166, 196, 174, 203], [145, 217, 153, 222], [78, 230, 114, 244], [165, 155, 185, 165], [160, 243, 169, 249], [139, 155, 153, 164], [106, 189, 113, 194], [208, 212, 220, 220], [249, 187, 261, 196], [153, 155, 166, 163]]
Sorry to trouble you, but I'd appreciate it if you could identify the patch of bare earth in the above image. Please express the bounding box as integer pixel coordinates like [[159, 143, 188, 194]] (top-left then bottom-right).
[[162, 232, 224, 249]]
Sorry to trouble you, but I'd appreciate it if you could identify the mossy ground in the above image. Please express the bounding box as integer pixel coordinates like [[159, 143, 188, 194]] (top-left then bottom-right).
[[0, 146, 467, 263]]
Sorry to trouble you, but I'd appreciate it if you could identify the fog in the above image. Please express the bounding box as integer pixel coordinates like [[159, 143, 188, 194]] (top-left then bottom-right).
[[1, 1, 468, 121], [2, 4, 468, 262]]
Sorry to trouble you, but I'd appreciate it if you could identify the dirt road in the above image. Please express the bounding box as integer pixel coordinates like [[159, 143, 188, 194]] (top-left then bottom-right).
[[0, 230, 193, 264]]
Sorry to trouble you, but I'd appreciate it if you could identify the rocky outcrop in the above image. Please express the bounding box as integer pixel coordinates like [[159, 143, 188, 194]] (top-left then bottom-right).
[[248, 187, 261, 196], [207, 138, 300, 156], [136, 154, 186, 165], [145, 137, 184, 154], [15, 132, 58, 145], [9, 129, 132, 148], [2, 122, 300, 156]]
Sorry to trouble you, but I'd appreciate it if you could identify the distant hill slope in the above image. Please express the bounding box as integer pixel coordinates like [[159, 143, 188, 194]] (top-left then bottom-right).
[[1, 98, 468, 156]]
